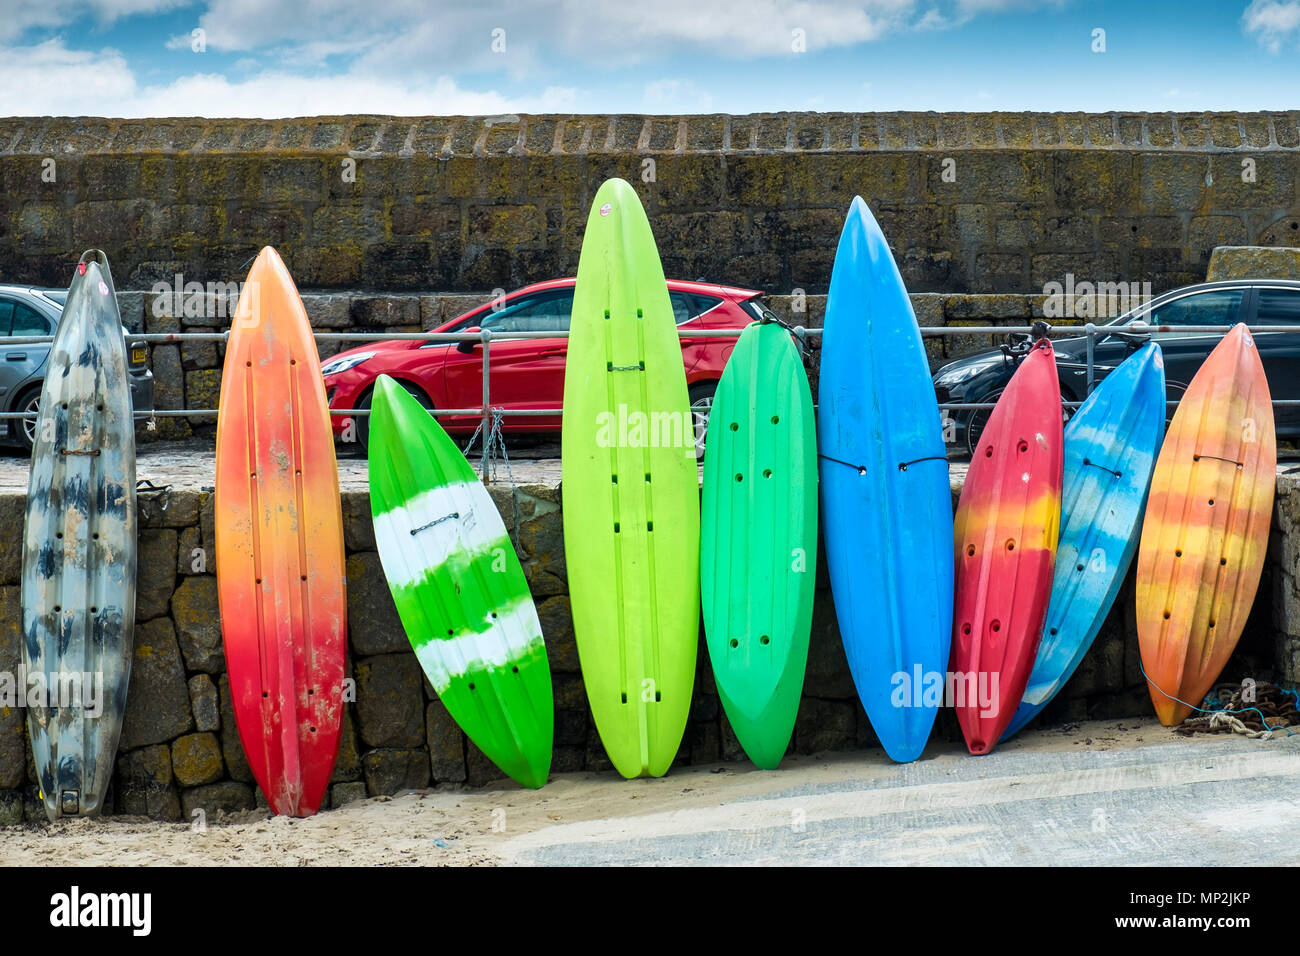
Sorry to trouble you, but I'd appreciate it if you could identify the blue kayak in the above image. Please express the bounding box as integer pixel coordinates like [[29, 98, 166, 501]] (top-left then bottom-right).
[[1002, 342, 1166, 739], [819, 197, 954, 763]]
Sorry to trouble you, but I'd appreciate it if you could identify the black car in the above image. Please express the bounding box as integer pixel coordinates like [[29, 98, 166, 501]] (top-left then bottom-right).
[[932, 280, 1300, 456]]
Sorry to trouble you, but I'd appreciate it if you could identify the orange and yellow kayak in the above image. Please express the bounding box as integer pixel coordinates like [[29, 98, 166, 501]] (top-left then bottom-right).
[[1136, 324, 1275, 726], [215, 246, 347, 816]]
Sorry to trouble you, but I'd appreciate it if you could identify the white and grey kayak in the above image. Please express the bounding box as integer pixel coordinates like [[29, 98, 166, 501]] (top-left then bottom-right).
[[21, 250, 137, 820]]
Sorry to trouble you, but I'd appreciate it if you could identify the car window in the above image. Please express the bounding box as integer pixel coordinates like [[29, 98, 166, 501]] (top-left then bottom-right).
[[456, 291, 574, 334], [0, 300, 13, 336], [1254, 289, 1300, 324], [1146, 290, 1244, 328], [11, 303, 49, 336]]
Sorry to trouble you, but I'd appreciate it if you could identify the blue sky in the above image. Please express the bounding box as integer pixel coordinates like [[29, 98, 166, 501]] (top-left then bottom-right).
[[2, 0, 1298, 117]]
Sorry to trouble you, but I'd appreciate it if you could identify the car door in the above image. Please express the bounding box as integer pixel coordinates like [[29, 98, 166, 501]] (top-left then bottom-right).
[[439, 288, 574, 432], [675, 290, 726, 377], [1247, 286, 1300, 436], [0, 299, 52, 440]]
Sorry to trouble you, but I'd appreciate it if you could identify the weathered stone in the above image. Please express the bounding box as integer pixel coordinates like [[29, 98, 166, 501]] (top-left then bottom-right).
[[181, 781, 255, 817], [0, 497, 23, 585], [1206, 245, 1300, 282], [171, 732, 224, 786], [0, 585, 25, 788], [135, 528, 177, 621], [355, 653, 425, 748], [171, 576, 223, 673], [176, 526, 201, 575], [794, 698, 857, 754], [537, 596, 579, 673], [217, 673, 254, 784], [341, 490, 376, 551], [114, 744, 181, 820], [0, 789, 23, 826], [331, 781, 368, 807], [331, 707, 362, 782], [362, 748, 430, 796], [426, 700, 467, 782], [345, 552, 407, 654], [120, 618, 193, 749], [188, 673, 220, 731]]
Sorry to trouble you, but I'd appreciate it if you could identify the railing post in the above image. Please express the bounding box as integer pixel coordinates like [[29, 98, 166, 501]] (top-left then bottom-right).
[[480, 328, 492, 479], [1085, 322, 1096, 396]]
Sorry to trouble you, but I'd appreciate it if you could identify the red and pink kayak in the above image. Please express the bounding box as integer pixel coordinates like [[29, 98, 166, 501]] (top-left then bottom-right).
[[951, 339, 1063, 754]]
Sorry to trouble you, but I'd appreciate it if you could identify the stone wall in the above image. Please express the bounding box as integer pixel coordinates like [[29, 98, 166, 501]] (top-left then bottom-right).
[[0, 468, 1294, 824], [3, 112, 1298, 297]]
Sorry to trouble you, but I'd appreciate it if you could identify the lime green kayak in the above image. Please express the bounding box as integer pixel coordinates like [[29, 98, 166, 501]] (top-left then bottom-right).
[[561, 178, 699, 778], [368, 374, 553, 788], [700, 321, 817, 769]]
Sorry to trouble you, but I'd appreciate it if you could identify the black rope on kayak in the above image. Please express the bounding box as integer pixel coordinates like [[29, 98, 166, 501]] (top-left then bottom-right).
[[411, 512, 459, 536], [1193, 453, 1244, 468], [1081, 457, 1122, 478], [898, 455, 947, 472], [758, 314, 813, 358], [818, 454, 867, 475]]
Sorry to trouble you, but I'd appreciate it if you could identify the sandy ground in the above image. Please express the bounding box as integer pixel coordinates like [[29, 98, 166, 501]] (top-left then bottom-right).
[[6, 716, 1292, 867]]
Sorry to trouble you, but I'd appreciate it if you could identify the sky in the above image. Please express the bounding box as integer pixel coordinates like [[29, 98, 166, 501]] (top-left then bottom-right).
[[0, 0, 1298, 117]]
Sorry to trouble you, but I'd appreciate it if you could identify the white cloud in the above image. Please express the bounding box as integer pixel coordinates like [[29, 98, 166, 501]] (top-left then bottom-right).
[[0, 0, 194, 42], [1242, 0, 1300, 52], [0, 38, 576, 118]]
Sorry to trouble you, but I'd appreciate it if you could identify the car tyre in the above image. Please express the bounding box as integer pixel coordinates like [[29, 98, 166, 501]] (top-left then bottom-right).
[[689, 381, 717, 462], [13, 386, 41, 456]]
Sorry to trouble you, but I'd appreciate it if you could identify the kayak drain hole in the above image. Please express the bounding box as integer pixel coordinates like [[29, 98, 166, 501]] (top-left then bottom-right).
[[1163, 611, 1171, 620], [621, 693, 627, 703], [763, 469, 772, 479], [1076, 564, 1084, 572], [1005, 539, 1015, 551], [770, 415, 779, 424], [984, 446, 993, 458], [1017, 440, 1028, 453], [961, 623, 971, 635], [613, 522, 620, 533], [611, 475, 618, 483], [729, 639, 738, 648], [647, 522, 653, 531], [760, 635, 769, 645], [1209, 620, 1216, 628], [468, 684, 475, 691], [729, 422, 738, 431], [1049, 627, 1059, 635], [966, 545, 976, 557], [1220, 557, 1228, 566], [512, 666, 519, 674], [735, 474, 743, 482], [1175, 550, 1182, 558], [991, 620, 1001, 632], [1208, 499, 1215, 506]]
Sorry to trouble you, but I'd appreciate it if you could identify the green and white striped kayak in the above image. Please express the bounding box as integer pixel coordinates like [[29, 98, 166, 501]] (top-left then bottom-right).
[[367, 374, 553, 788]]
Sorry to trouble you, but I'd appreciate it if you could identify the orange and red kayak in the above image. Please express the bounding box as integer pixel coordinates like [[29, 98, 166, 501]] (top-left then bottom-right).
[[1136, 324, 1275, 726], [215, 246, 347, 816], [951, 339, 1063, 754]]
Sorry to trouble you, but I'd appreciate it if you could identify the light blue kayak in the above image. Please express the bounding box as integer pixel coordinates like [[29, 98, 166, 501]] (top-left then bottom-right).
[[819, 197, 954, 763], [1002, 342, 1166, 739]]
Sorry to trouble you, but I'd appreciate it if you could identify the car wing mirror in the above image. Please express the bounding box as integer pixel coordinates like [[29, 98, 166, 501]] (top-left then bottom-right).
[[456, 327, 482, 354], [1112, 319, 1151, 351]]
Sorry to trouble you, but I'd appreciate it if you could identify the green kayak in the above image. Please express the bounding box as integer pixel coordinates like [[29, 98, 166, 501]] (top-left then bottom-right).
[[367, 374, 553, 788], [701, 321, 818, 768]]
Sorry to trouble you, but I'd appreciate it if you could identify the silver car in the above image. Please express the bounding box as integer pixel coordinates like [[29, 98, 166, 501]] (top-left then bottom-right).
[[0, 285, 154, 453]]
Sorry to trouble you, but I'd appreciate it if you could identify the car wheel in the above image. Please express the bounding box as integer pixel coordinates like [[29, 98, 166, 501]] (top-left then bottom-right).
[[14, 387, 41, 455], [963, 388, 1003, 458], [689, 382, 717, 461], [353, 381, 435, 454]]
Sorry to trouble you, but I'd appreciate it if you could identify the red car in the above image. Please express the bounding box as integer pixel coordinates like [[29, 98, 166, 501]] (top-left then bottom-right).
[[321, 277, 774, 450]]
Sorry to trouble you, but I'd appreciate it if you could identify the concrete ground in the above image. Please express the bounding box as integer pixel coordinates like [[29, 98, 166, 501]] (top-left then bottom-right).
[[3, 718, 1297, 866]]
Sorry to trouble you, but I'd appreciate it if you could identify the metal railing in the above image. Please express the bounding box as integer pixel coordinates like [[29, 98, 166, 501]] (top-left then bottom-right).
[[4, 324, 1300, 443]]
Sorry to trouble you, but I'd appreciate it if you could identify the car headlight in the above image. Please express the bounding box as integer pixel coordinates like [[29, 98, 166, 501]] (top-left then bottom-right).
[[321, 351, 375, 376]]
